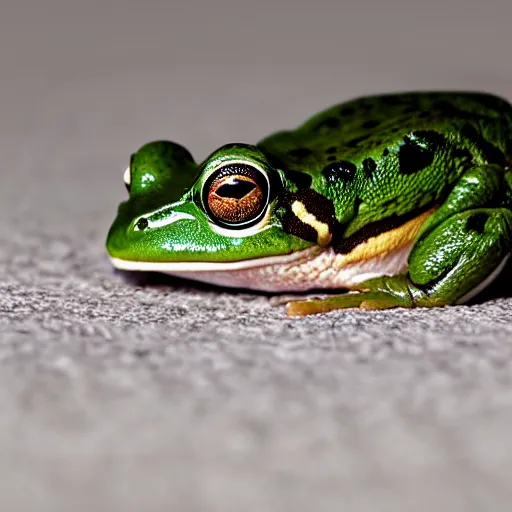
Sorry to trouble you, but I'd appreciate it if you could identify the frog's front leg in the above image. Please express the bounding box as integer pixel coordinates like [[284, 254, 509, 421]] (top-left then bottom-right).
[[286, 207, 512, 316]]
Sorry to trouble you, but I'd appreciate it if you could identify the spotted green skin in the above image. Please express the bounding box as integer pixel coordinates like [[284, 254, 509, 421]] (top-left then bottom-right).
[[107, 91, 512, 311]]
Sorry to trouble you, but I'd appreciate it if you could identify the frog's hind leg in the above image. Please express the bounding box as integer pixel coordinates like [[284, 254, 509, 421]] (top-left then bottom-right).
[[286, 207, 512, 317]]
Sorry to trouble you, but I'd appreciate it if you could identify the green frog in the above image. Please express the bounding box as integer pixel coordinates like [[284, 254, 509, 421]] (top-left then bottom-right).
[[106, 92, 512, 316]]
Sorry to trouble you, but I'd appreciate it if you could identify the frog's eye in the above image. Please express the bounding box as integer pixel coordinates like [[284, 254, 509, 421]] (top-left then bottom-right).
[[202, 163, 269, 228], [123, 166, 131, 192], [124, 154, 135, 193]]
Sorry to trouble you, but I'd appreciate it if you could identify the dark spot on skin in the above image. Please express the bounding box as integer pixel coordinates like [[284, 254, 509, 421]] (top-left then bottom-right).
[[465, 212, 489, 234], [471, 94, 506, 113], [136, 218, 149, 231], [460, 124, 507, 166], [391, 127, 401, 133], [347, 135, 369, 148], [340, 107, 355, 116], [398, 138, 429, 175], [362, 158, 377, 178], [281, 189, 337, 243], [506, 139, 512, 160], [402, 105, 418, 114], [326, 117, 340, 128], [398, 131, 446, 175], [327, 156, 337, 162], [419, 111, 430, 119], [332, 203, 435, 254], [451, 147, 473, 161], [383, 148, 389, 157], [381, 95, 405, 106], [460, 124, 481, 144], [285, 169, 313, 189], [479, 139, 508, 167], [460, 123, 479, 141], [361, 120, 380, 129], [432, 101, 460, 117], [316, 117, 340, 130], [326, 146, 337, 154], [430, 100, 496, 124], [414, 130, 446, 146], [288, 147, 313, 159], [322, 161, 357, 183]]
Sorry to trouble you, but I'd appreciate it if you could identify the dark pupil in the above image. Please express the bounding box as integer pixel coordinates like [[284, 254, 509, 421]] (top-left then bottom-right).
[[216, 179, 256, 199]]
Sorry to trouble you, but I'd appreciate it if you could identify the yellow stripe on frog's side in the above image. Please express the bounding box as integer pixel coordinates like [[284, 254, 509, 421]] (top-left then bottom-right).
[[291, 200, 332, 247], [337, 208, 435, 265]]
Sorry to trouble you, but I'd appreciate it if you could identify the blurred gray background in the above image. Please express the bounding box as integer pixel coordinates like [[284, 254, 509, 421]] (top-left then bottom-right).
[[2, 0, 512, 510]]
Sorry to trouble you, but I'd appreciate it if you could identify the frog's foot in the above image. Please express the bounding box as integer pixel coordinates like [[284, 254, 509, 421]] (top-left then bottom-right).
[[285, 289, 407, 317], [270, 292, 331, 307]]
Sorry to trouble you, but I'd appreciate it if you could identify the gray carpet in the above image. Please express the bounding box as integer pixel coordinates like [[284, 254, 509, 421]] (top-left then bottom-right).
[[3, 0, 512, 510]]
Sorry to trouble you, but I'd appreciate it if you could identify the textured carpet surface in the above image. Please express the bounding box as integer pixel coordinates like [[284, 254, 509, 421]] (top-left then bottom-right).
[[3, 1, 512, 510]]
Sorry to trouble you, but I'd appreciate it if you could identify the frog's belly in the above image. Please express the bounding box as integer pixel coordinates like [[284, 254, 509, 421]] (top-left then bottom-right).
[[165, 243, 412, 292]]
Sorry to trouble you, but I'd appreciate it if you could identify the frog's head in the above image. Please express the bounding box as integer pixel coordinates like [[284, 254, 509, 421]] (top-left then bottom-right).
[[106, 141, 315, 285]]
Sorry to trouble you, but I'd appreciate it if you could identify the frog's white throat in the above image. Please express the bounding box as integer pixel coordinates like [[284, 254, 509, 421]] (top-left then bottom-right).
[[109, 244, 413, 292]]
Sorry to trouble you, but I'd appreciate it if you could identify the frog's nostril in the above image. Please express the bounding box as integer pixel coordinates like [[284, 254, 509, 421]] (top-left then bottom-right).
[[136, 218, 149, 231]]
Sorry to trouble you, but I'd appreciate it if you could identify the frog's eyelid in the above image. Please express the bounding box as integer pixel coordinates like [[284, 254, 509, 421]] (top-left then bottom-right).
[[204, 160, 269, 184], [123, 166, 131, 186]]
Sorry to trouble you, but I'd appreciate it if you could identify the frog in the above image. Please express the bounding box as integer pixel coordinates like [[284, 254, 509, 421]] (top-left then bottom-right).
[[106, 91, 512, 316]]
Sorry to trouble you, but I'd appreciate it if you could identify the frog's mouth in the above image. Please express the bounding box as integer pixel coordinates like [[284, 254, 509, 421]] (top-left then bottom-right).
[[109, 248, 317, 274], [109, 249, 319, 292], [109, 243, 412, 292]]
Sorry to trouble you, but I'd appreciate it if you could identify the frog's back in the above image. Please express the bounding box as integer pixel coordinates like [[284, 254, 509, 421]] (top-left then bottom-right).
[[300, 91, 512, 137], [258, 91, 512, 241], [258, 92, 512, 176]]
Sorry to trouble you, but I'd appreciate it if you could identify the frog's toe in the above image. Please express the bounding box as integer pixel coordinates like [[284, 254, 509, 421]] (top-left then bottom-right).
[[284, 291, 367, 317], [269, 292, 329, 307], [284, 288, 413, 317], [358, 297, 404, 310]]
